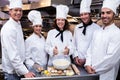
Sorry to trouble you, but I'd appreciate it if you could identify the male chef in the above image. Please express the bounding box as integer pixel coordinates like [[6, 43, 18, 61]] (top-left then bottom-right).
[[73, 0, 100, 66], [85, 0, 120, 80], [1, 0, 35, 80]]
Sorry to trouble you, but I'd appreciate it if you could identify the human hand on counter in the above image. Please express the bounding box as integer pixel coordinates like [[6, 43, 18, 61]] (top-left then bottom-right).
[[63, 46, 69, 55], [53, 46, 58, 55], [85, 65, 95, 74], [24, 72, 35, 78], [74, 57, 85, 66], [78, 59, 86, 66], [74, 56, 80, 65]]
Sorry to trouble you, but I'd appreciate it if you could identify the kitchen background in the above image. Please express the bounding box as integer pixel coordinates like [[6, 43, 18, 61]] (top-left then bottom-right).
[[0, 0, 120, 79]]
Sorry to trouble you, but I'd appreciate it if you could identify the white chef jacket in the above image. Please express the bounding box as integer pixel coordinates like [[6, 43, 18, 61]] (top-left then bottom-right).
[[45, 29, 74, 66], [73, 23, 100, 59], [25, 33, 47, 68], [85, 23, 120, 80], [1, 18, 29, 75]]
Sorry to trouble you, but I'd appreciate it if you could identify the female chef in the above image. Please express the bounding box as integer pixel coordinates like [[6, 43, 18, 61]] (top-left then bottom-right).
[[25, 10, 48, 76], [45, 5, 74, 66]]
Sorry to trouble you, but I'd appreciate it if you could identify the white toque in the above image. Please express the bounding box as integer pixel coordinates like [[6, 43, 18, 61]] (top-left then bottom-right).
[[28, 10, 42, 26], [80, 0, 92, 14], [56, 4, 69, 19], [8, 0, 22, 9], [102, 0, 120, 14]]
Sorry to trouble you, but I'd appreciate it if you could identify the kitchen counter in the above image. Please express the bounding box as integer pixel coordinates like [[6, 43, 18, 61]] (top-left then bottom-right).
[[21, 66, 99, 80]]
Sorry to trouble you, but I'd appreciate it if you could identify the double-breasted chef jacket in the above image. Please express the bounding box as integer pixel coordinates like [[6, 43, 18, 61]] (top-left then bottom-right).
[[25, 33, 47, 68], [73, 23, 100, 59], [85, 23, 120, 80], [1, 18, 29, 75], [45, 29, 74, 66]]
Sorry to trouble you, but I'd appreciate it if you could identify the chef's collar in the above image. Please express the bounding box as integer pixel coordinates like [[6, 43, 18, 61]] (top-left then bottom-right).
[[33, 32, 42, 38], [103, 23, 115, 30], [79, 19, 93, 35], [55, 27, 65, 42], [9, 17, 21, 25]]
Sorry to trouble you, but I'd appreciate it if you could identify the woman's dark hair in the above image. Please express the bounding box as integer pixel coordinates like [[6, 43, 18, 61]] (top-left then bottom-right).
[[53, 19, 69, 31]]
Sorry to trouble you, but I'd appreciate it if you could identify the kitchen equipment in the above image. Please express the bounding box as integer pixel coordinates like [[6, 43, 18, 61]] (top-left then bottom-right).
[[71, 64, 80, 75], [52, 59, 70, 70]]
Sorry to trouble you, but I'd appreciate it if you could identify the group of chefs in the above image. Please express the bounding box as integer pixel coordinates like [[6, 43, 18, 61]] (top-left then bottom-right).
[[1, 0, 120, 80]]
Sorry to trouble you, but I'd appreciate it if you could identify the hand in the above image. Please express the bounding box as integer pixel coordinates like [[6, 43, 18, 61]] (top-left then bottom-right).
[[63, 46, 69, 55], [74, 56, 79, 65], [24, 72, 35, 78], [74, 57, 85, 66], [85, 66, 95, 74], [78, 59, 86, 66], [53, 46, 58, 55]]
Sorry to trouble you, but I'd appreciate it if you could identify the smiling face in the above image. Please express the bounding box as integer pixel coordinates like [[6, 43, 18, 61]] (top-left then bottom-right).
[[56, 18, 65, 30], [9, 8, 22, 22], [33, 25, 42, 36], [101, 8, 114, 27], [80, 12, 91, 24]]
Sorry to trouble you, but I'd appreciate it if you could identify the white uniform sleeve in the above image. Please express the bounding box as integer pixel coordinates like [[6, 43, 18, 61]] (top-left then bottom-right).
[[85, 31, 95, 66], [25, 40, 34, 68], [2, 30, 29, 75], [94, 34, 120, 73], [72, 27, 79, 58], [85, 42, 92, 66], [67, 32, 74, 56], [45, 31, 54, 57]]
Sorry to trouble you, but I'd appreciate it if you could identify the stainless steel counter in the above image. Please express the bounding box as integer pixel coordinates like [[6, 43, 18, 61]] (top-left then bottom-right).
[[21, 66, 99, 80]]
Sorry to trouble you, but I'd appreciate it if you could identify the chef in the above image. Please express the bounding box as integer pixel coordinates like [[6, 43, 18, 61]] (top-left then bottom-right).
[[1, 0, 35, 80], [73, 0, 100, 66], [85, 0, 120, 80], [25, 10, 48, 76], [45, 5, 74, 66]]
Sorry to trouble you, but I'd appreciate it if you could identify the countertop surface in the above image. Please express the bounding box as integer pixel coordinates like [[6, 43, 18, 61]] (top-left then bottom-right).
[[21, 66, 99, 80]]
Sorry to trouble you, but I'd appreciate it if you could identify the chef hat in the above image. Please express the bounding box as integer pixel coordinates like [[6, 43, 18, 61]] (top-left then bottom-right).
[[28, 10, 42, 26], [8, 0, 22, 9], [56, 4, 69, 19], [102, 0, 120, 14], [80, 0, 92, 14]]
